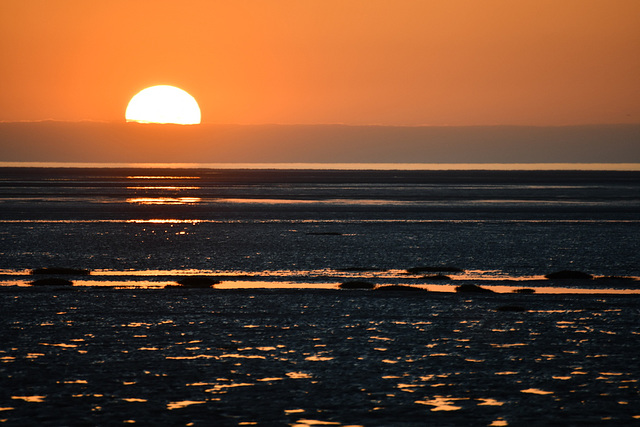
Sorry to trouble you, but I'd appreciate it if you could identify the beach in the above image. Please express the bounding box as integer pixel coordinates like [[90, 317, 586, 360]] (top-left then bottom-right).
[[0, 166, 639, 425], [1, 286, 639, 426]]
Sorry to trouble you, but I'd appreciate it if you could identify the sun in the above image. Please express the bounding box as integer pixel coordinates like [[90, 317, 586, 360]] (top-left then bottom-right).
[[125, 85, 201, 124]]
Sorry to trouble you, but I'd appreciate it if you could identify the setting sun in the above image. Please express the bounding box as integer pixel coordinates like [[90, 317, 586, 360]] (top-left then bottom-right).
[[125, 85, 201, 125]]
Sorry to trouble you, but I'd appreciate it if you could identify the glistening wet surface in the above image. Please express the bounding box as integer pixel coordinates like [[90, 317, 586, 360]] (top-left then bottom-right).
[[2, 267, 639, 294], [1, 287, 638, 425]]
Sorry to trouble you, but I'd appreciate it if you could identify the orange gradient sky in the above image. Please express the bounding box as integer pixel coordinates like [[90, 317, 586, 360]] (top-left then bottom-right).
[[1, 0, 639, 125]]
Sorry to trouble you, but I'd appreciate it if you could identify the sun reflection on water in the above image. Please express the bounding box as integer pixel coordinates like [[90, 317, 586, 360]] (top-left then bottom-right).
[[126, 197, 201, 205], [290, 419, 346, 426], [477, 398, 505, 406], [166, 400, 206, 410], [125, 219, 203, 224], [520, 388, 554, 395], [286, 372, 312, 379], [127, 176, 200, 180], [127, 186, 200, 190], [415, 396, 466, 411], [204, 383, 255, 394], [11, 396, 46, 403]]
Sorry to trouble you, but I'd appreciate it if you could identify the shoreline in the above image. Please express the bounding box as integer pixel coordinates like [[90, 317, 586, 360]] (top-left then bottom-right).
[[2, 161, 640, 171], [2, 272, 638, 295], [1, 283, 639, 425], [2, 266, 638, 294]]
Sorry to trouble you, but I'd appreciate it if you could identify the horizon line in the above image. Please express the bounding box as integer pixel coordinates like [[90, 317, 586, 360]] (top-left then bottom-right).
[[1, 162, 639, 171], [1, 120, 640, 128]]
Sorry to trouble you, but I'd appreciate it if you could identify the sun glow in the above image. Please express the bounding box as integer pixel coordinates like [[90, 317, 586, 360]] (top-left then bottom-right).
[[125, 85, 201, 124]]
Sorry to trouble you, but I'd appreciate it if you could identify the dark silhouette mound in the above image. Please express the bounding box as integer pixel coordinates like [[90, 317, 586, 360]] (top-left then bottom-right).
[[545, 270, 593, 280], [513, 288, 536, 294], [175, 277, 220, 288], [339, 281, 375, 289], [30, 278, 73, 286], [406, 266, 463, 274], [455, 284, 495, 293], [31, 267, 90, 275], [496, 305, 526, 312], [375, 285, 428, 292], [424, 274, 451, 281]]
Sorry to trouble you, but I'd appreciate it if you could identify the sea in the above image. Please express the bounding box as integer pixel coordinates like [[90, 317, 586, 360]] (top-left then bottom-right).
[[0, 163, 639, 289], [1, 163, 640, 426]]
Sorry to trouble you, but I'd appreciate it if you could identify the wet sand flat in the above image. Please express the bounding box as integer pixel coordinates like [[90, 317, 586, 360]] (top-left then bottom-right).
[[1, 287, 639, 426]]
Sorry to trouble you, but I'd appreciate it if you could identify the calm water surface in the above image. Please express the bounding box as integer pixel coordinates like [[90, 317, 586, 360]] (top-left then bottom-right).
[[0, 166, 638, 287], [1, 166, 640, 425]]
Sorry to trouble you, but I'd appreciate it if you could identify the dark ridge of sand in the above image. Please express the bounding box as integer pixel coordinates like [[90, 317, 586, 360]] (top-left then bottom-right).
[[174, 276, 220, 288], [339, 281, 375, 289], [545, 270, 594, 280], [455, 284, 495, 294], [29, 278, 74, 287], [375, 285, 430, 292]]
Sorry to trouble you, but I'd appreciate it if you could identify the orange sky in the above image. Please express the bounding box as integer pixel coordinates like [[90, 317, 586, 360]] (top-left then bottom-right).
[[1, 0, 639, 125]]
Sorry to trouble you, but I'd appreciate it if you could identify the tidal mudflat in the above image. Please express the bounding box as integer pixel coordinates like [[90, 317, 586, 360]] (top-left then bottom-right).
[[1, 167, 639, 425], [1, 286, 639, 426]]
